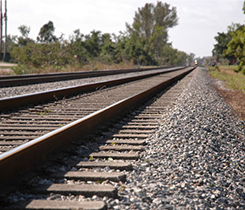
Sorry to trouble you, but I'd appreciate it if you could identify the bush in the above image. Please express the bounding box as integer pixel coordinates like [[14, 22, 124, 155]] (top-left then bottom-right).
[[12, 64, 34, 75], [233, 68, 240, 73], [242, 66, 245, 75]]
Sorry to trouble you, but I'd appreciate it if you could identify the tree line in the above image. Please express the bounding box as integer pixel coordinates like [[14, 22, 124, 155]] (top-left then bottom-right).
[[212, 1, 245, 74], [8, 2, 195, 73]]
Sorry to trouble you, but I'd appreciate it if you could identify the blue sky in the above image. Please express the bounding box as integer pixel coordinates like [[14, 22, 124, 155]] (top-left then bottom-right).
[[7, 0, 245, 57]]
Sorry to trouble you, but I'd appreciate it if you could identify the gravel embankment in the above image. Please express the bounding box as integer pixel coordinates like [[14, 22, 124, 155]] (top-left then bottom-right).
[[0, 69, 171, 99], [110, 67, 245, 209]]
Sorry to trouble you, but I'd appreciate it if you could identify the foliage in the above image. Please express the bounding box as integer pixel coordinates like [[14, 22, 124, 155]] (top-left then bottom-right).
[[212, 23, 241, 64], [11, 41, 71, 69], [159, 44, 188, 65], [100, 33, 116, 64], [84, 30, 102, 63], [18, 25, 30, 38], [37, 21, 57, 43], [225, 25, 245, 74], [9, 2, 195, 74], [212, 3, 245, 75], [243, 1, 245, 14], [126, 1, 178, 61]]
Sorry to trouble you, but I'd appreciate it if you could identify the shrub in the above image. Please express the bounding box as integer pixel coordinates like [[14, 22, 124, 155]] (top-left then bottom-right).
[[242, 66, 245, 75]]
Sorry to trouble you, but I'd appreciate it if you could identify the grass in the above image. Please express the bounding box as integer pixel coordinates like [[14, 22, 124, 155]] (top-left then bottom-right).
[[208, 66, 245, 93], [2, 61, 138, 76]]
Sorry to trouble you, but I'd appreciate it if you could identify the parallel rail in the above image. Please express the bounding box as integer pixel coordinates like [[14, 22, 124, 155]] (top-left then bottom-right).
[[0, 66, 184, 111], [0, 66, 177, 87]]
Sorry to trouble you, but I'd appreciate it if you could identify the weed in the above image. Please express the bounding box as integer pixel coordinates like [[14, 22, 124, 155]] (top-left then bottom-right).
[[37, 112, 48, 115], [36, 109, 52, 115], [108, 157, 113, 161], [208, 66, 245, 92]]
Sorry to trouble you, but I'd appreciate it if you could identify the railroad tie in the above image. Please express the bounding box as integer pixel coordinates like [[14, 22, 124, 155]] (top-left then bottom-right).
[[10, 200, 106, 210], [90, 152, 139, 160], [77, 161, 133, 170], [52, 171, 126, 182], [34, 184, 117, 198]]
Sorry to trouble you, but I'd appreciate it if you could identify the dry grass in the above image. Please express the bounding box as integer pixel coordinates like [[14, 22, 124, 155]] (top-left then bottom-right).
[[40, 61, 137, 74], [0, 61, 139, 75]]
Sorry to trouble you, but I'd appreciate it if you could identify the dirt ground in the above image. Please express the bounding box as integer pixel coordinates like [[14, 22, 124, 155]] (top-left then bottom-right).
[[212, 77, 245, 120], [0, 62, 16, 75], [0, 68, 13, 75]]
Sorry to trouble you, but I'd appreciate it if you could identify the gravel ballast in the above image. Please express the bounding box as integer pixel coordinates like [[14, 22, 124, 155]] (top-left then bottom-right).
[[110, 67, 245, 209]]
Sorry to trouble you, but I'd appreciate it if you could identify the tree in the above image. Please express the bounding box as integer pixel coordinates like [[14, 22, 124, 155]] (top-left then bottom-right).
[[100, 33, 116, 65], [187, 53, 195, 66], [113, 32, 131, 63], [243, 1, 245, 14], [160, 44, 180, 65], [37, 21, 57, 43], [127, 2, 177, 40], [84, 30, 102, 64], [226, 25, 245, 73], [18, 25, 30, 38], [126, 1, 178, 62], [212, 24, 240, 64], [17, 25, 34, 46], [69, 29, 86, 64]]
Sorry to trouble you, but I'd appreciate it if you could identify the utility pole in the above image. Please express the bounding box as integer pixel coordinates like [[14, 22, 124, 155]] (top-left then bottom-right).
[[0, 0, 2, 60], [3, 0, 6, 61]]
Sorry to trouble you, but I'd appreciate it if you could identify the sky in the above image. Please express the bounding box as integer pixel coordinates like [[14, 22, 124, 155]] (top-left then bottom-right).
[[5, 0, 245, 58]]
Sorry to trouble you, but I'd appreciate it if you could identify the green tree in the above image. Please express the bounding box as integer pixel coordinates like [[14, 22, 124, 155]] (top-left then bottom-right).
[[100, 33, 116, 65], [226, 25, 245, 73], [126, 1, 178, 61], [17, 25, 34, 46], [84, 30, 102, 65], [187, 53, 195, 66], [18, 25, 30, 38], [243, 1, 245, 14], [37, 21, 57, 43], [174, 50, 188, 65], [68, 29, 86, 65], [112, 32, 131, 63], [125, 30, 155, 65], [212, 24, 240, 63], [127, 2, 177, 41]]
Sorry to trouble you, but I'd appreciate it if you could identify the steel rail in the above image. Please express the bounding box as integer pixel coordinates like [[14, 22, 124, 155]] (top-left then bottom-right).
[[0, 67, 194, 190], [0, 65, 177, 87], [0, 66, 184, 112]]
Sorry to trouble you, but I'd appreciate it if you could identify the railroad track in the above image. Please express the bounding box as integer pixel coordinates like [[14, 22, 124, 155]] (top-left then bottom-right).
[[0, 67, 195, 209], [0, 66, 184, 111], [0, 66, 174, 87]]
